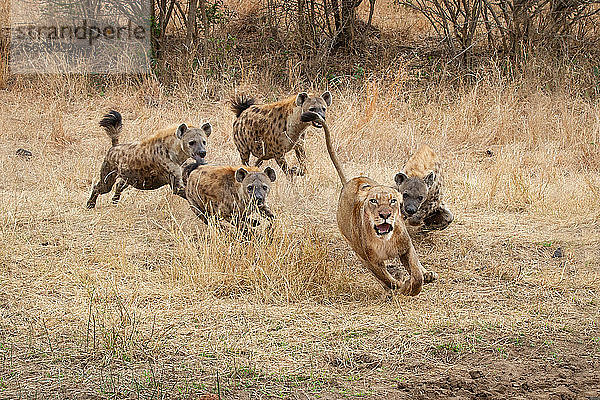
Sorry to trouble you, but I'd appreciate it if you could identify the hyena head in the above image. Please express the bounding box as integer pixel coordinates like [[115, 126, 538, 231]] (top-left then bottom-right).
[[394, 171, 436, 217], [296, 91, 332, 129], [176, 122, 212, 164], [235, 167, 277, 207]]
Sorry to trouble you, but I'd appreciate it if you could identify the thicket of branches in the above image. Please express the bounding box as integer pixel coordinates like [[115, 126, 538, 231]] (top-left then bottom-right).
[[150, 0, 599, 69], [397, 0, 600, 64]]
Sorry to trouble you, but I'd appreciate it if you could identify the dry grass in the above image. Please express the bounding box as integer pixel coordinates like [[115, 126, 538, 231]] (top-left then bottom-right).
[[0, 0, 599, 397], [0, 71, 598, 398]]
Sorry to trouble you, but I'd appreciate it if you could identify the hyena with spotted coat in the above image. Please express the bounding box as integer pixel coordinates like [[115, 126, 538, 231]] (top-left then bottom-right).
[[394, 145, 453, 230], [183, 162, 277, 231], [230, 91, 331, 177], [86, 111, 211, 209]]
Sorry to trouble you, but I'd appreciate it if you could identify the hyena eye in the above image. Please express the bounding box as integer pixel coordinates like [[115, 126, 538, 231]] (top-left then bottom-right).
[[417, 196, 423, 202], [188, 140, 196, 146], [369, 199, 378, 204], [403, 193, 409, 199], [262, 185, 268, 191], [202, 140, 206, 145], [247, 186, 253, 192]]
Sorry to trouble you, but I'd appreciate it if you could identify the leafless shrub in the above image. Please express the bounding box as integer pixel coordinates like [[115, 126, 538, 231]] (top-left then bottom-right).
[[397, 0, 600, 65]]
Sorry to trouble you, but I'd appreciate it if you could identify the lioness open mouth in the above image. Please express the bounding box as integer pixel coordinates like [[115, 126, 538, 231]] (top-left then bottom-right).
[[374, 223, 393, 235]]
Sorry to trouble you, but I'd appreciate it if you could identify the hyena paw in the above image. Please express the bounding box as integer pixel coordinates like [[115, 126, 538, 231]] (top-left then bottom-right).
[[423, 270, 438, 284]]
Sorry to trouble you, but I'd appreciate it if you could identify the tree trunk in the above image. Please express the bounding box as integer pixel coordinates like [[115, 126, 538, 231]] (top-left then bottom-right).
[[186, 0, 198, 50]]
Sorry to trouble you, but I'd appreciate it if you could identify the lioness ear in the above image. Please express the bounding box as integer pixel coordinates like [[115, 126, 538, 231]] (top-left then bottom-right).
[[235, 167, 248, 183], [264, 167, 276, 182], [321, 91, 332, 106], [394, 172, 408, 186], [424, 171, 436, 187], [201, 122, 212, 137], [175, 123, 188, 139], [295, 92, 309, 106]]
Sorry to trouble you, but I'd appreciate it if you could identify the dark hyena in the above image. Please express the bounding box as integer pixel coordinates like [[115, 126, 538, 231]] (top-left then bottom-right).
[[183, 162, 276, 230], [394, 145, 453, 230]]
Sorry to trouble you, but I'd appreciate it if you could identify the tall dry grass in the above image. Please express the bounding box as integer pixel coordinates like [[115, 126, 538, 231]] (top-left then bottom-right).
[[0, 1, 599, 396]]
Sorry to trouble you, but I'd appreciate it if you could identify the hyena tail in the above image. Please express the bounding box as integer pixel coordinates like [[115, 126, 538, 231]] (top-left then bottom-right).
[[230, 95, 256, 118], [99, 110, 122, 147]]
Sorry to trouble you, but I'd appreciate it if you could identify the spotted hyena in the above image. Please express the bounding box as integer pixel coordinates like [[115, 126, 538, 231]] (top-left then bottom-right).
[[394, 145, 453, 230], [230, 91, 331, 177], [183, 161, 276, 231], [86, 110, 211, 208]]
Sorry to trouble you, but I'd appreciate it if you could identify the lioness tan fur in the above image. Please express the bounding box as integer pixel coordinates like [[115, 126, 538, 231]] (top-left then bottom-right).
[[303, 112, 437, 295]]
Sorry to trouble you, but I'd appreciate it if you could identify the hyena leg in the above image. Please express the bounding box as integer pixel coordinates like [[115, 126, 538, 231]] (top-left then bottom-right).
[[111, 179, 129, 204], [294, 144, 307, 176], [254, 155, 270, 168], [166, 163, 186, 198], [86, 162, 118, 209], [423, 205, 454, 231], [275, 155, 297, 178], [190, 205, 209, 224], [239, 148, 251, 166]]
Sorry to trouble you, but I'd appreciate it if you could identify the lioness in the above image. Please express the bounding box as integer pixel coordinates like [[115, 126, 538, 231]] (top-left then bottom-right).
[[301, 112, 437, 295]]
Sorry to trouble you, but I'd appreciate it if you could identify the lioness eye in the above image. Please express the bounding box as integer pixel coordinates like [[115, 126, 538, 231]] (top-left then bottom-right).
[[369, 199, 377, 204], [189, 140, 196, 146], [390, 199, 397, 204], [418, 196, 423, 201]]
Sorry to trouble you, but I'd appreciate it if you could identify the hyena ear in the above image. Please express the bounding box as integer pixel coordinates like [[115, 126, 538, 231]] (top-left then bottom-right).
[[394, 172, 408, 186], [175, 123, 188, 139], [295, 92, 309, 106], [235, 167, 249, 183], [201, 122, 212, 137], [321, 91, 332, 106], [264, 167, 276, 182], [424, 171, 436, 187]]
